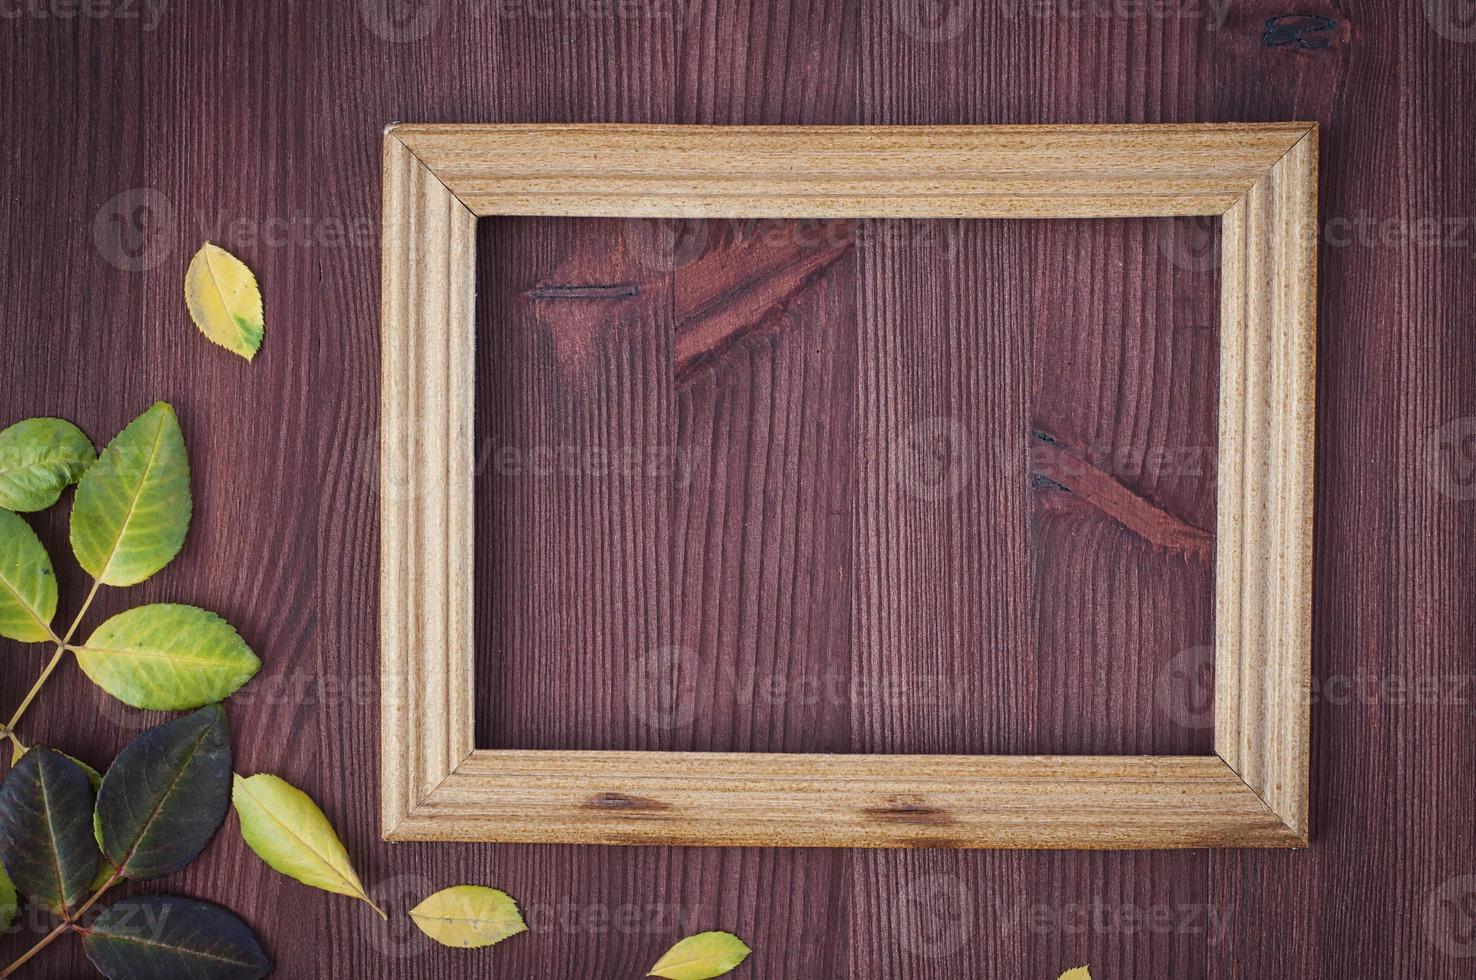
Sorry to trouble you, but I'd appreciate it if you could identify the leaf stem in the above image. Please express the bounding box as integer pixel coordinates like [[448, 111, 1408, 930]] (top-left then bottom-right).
[[4, 577, 103, 741], [3, 646, 66, 738], [71, 871, 121, 921], [0, 871, 120, 978], [0, 920, 69, 978]]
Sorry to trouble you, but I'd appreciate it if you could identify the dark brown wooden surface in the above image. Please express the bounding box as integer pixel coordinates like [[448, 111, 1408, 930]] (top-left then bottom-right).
[[2, 1, 1474, 977]]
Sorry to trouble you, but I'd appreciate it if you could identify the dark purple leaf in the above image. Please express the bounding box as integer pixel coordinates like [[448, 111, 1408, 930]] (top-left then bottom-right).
[[81, 895, 270, 979], [97, 704, 232, 880], [0, 747, 100, 914]]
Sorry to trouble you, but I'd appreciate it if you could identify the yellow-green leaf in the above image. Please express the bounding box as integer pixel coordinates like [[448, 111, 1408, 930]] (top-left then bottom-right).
[[69, 402, 191, 587], [648, 932, 752, 979], [0, 508, 57, 642], [408, 886, 528, 949], [231, 773, 385, 919], [184, 242, 263, 361], [1059, 968, 1092, 980], [0, 418, 96, 512], [74, 603, 260, 710], [0, 859, 16, 933]]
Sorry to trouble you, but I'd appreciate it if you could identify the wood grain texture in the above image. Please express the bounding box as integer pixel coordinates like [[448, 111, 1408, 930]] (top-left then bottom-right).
[[852, 216, 1034, 758], [1029, 217, 1222, 761], [396, 752, 1301, 849], [671, 218, 858, 755], [380, 136, 477, 836], [473, 215, 674, 753], [391, 122, 1312, 217], [2, 1, 1473, 977], [1215, 130, 1317, 840]]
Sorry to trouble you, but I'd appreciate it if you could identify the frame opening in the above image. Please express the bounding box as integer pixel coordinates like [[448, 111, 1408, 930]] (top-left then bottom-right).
[[470, 214, 1220, 760]]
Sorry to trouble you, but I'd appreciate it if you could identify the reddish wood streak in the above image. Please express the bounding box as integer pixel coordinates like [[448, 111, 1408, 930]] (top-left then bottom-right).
[[674, 231, 852, 376], [1030, 432, 1213, 561]]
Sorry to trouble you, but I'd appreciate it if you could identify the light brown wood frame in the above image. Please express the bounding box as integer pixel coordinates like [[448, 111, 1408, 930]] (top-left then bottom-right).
[[380, 123, 1317, 849]]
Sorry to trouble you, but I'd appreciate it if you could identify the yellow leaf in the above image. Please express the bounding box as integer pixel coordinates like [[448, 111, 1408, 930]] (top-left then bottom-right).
[[231, 773, 385, 919], [648, 931, 752, 979], [408, 885, 527, 949], [1059, 967, 1092, 980], [184, 242, 263, 361]]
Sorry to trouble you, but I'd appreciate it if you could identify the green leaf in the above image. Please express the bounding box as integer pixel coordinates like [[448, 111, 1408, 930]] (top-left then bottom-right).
[[74, 603, 261, 710], [59, 753, 116, 892], [0, 747, 101, 914], [231, 773, 385, 919], [97, 704, 232, 880], [81, 895, 270, 980], [0, 418, 96, 512], [648, 931, 753, 979], [70, 401, 191, 587], [53, 749, 118, 897], [0, 857, 16, 933], [408, 886, 527, 948], [1059, 969, 1092, 980], [184, 243, 264, 361], [0, 508, 57, 642]]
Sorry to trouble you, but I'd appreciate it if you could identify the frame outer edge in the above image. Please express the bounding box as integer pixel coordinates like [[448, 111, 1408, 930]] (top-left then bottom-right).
[[382, 123, 1320, 849]]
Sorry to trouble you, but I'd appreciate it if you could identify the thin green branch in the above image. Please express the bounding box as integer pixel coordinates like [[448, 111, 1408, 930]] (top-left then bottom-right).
[[4, 577, 103, 742], [0, 919, 69, 978], [0, 870, 121, 978]]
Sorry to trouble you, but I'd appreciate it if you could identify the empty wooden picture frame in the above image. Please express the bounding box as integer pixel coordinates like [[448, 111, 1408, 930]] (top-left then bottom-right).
[[380, 123, 1317, 849]]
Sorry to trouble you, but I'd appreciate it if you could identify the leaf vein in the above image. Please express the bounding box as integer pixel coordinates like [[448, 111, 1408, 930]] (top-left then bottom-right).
[[94, 411, 168, 582]]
